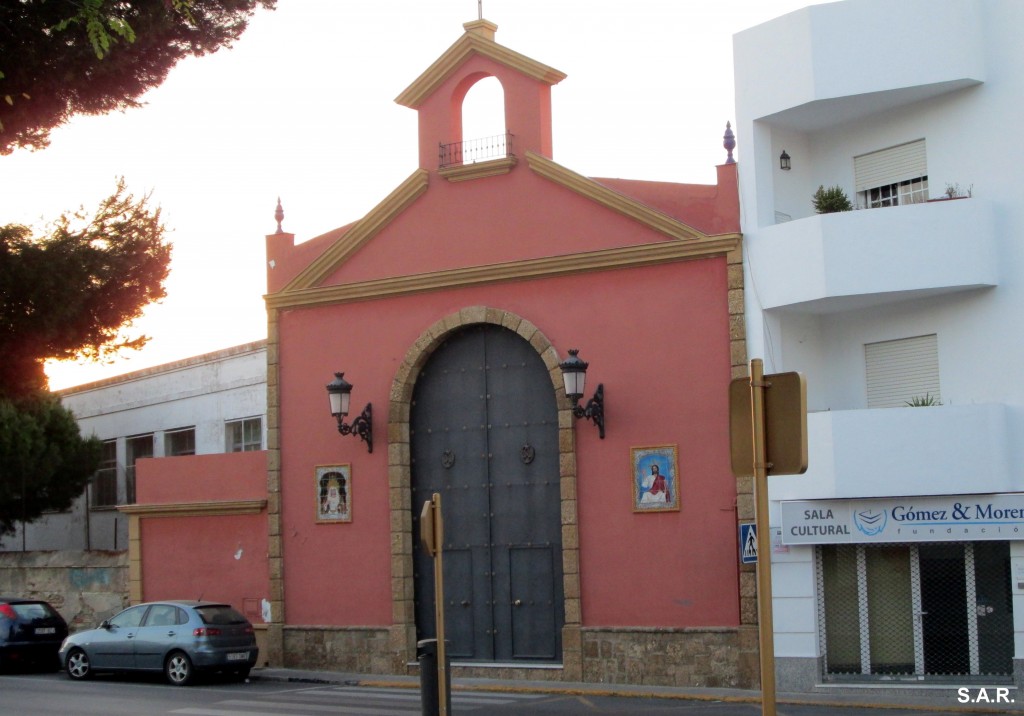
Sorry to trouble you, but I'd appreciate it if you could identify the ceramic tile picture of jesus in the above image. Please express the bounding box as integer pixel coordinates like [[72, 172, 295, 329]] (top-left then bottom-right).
[[631, 445, 679, 512], [316, 464, 352, 523]]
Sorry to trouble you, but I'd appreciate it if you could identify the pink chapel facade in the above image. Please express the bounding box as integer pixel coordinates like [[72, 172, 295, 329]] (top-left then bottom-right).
[[128, 19, 755, 687], [263, 18, 753, 686]]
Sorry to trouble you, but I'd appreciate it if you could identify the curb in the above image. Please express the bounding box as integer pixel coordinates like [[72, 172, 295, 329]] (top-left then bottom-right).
[[251, 670, 1021, 714]]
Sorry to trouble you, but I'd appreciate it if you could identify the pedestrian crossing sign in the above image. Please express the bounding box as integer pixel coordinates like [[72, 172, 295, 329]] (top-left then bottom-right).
[[740, 522, 757, 564]]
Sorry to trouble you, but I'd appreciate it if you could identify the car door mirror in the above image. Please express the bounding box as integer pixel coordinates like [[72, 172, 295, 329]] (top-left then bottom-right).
[[100, 619, 111, 629]]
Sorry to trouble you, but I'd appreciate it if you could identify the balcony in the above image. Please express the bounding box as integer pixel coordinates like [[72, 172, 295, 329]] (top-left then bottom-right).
[[734, 0, 985, 132], [747, 198, 997, 314], [439, 132, 513, 168], [770, 403, 1013, 503], [438, 132, 517, 182]]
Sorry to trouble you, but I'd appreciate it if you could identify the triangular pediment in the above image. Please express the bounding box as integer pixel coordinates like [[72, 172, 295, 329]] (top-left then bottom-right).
[[524, 152, 707, 242], [280, 169, 429, 293], [275, 152, 732, 299], [395, 20, 566, 109]]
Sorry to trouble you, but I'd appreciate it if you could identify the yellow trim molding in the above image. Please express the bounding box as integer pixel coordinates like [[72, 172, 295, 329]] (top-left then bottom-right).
[[439, 156, 517, 182], [118, 499, 267, 518], [395, 31, 565, 108], [282, 169, 429, 293], [266, 235, 740, 311]]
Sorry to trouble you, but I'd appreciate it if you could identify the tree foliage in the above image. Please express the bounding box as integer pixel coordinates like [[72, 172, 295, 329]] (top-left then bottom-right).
[[0, 179, 172, 397], [0, 0, 275, 154], [0, 393, 102, 537]]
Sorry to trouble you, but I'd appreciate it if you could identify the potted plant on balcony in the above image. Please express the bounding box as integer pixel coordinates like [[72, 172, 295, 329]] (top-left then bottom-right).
[[812, 185, 853, 214], [927, 183, 973, 202]]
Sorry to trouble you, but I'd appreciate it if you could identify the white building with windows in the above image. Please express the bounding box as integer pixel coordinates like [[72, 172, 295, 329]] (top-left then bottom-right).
[[0, 341, 267, 553], [734, 0, 1024, 693]]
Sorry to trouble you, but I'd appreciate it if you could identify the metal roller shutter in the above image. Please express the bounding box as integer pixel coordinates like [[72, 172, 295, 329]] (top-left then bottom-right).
[[854, 140, 927, 193], [865, 334, 940, 408]]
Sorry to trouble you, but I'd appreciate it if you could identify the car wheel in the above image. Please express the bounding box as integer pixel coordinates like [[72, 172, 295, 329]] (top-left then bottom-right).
[[164, 651, 193, 686], [65, 648, 92, 680]]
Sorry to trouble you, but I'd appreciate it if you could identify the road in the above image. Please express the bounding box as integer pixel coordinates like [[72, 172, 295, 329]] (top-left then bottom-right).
[[0, 671, 1015, 715]]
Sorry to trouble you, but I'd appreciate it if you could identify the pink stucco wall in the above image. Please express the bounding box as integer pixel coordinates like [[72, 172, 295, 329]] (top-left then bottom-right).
[[269, 26, 740, 635], [136, 451, 267, 504], [135, 452, 269, 622], [276, 258, 737, 628]]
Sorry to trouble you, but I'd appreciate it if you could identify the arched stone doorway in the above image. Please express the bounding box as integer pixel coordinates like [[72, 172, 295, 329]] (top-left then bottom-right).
[[388, 307, 582, 677]]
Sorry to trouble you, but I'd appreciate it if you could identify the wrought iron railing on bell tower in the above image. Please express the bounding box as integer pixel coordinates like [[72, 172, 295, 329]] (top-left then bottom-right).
[[439, 132, 514, 169]]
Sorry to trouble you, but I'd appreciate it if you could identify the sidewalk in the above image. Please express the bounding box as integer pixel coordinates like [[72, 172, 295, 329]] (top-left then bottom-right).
[[251, 667, 1024, 714]]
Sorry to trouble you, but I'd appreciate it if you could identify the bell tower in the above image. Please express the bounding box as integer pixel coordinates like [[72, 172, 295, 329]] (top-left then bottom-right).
[[395, 19, 566, 172]]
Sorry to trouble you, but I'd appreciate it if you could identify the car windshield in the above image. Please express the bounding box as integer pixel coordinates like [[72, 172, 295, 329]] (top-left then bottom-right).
[[12, 603, 58, 621], [195, 605, 248, 625]]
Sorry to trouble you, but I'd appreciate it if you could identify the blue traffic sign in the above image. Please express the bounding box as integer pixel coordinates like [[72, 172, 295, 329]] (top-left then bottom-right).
[[740, 522, 757, 564]]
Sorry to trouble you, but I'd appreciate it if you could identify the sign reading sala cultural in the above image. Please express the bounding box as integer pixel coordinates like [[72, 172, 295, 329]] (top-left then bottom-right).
[[780, 493, 1024, 545]]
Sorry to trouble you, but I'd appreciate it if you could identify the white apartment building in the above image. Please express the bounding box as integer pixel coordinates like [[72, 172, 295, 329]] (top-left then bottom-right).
[[0, 341, 267, 553], [734, 0, 1024, 692]]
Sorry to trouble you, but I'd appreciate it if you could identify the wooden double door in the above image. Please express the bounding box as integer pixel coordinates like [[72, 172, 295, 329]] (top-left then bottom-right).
[[411, 325, 563, 662]]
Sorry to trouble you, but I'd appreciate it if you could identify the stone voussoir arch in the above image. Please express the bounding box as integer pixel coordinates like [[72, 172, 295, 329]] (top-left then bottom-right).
[[386, 305, 583, 679]]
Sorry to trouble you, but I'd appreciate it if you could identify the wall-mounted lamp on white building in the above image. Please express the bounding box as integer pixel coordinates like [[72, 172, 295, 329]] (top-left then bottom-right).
[[780, 150, 791, 171], [558, 349, 605, 439], [326, 372, 373, 453]]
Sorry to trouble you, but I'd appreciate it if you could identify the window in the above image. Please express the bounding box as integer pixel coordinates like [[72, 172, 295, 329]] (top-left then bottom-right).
[[818, 542, 1012, 679], [125, 434, 153, 505], [226, 417, 262, 452], [91, 440, 118, 508], [165, 427, 196, 456], [855, 140, 928, 208], [865, 334, 940, 408], [109, 605, 147, 629], [143, 604, 186, 627], [864, 176, 929, 208]]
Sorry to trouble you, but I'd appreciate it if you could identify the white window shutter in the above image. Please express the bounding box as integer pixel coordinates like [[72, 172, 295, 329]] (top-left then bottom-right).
[[865, 334, 940, 408], [854, 140, 927, 193]]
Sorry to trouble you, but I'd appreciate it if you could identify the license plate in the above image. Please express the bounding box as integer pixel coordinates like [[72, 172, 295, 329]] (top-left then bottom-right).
[[226, 652, 249, 662], [35, 627, 56, 635]]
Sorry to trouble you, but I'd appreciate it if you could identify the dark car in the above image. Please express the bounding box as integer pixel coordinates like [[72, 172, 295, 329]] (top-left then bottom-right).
[[0, 597, 70, 673], [59, 600, 258, 686]]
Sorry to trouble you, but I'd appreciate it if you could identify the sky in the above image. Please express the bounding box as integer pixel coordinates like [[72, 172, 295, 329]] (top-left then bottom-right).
[[2, 0, 813, 390]]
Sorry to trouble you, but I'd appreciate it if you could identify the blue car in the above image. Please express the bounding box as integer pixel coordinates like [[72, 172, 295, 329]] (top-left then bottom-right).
[[0, 597, 69, 672], [60, 600, 258, 686]]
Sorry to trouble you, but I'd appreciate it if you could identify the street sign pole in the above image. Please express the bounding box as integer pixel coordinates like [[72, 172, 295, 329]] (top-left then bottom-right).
[[420, 493, 448, 716], [750, 358, 776, 716], [431, 493, 448, 716]]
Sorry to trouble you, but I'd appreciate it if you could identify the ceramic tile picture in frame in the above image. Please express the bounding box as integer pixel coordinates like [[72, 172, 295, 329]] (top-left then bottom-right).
[[631, 445, 680, 512], [315, 464, 352, 523]]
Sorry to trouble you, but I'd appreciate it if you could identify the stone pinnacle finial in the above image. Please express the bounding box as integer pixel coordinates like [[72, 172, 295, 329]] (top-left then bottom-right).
[[723, 122, 736, 165], [274, 197, 284, 233]]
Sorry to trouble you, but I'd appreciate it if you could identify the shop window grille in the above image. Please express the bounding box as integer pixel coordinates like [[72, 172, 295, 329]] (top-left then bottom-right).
[[817, 542, 1013, 681]]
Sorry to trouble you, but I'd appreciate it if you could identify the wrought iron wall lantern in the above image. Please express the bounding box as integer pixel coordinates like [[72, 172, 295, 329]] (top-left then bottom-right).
[[558, 349, 605, 439], [780, 150, 791, 171], [326, 372, 373, 453]]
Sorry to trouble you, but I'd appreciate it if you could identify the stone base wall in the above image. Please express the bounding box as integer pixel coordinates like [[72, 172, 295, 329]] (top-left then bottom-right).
[[281, 625, 759, 689], [0, 550, 128, 631], [283, 626, 395, 674], [581, 626, 760, 689]]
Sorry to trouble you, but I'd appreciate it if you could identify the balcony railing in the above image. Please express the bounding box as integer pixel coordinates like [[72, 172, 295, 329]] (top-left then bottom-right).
[[439, 132, 514, 169]]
